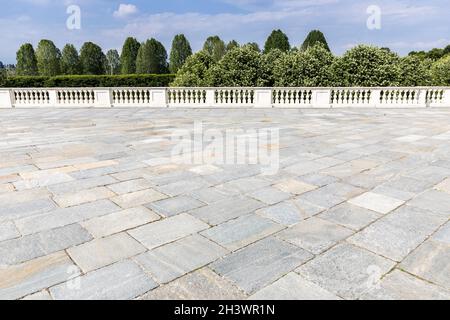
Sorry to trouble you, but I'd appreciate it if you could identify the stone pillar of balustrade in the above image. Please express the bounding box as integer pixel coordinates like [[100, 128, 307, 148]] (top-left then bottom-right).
[[150, 89, 168, 107], [0, 89, 13, 108], [313, 89, 331, 108], [205, 89, 215, 107], [254, 89, 273, 108], [93, 89, 112, 108], [370, 89, 381, 108]]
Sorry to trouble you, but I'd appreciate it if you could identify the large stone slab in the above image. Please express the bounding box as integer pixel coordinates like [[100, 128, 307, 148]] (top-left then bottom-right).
[[53, 187, 115, 208], [0, 198, 57, 222], [407, 190, 450, 216], [0, 221, 20, 242], [111, 189, 167, 209], [106, 178, 153, 195], [211, 237, 313, 294], [256, 201, 311, 226], [134, 235, 227, 284], [47, 175, 117, 195], [348, 192, 405, 214], [128, 213, 209, 249], [50, 260, 157, 300], [248, 187, 291, 205], [146, 195, 205, 217], [201, 214, 284, 251], [318, 203, 381, 231]]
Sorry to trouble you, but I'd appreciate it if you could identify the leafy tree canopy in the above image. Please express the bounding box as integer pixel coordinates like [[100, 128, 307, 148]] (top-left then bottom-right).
[[264, 29, 290, 53], [301, 30, 330, 52], [169, 34, 193, 73], [61, 44, 81, 75], [171, 50, 216, 87], [36, 39, 61, 76], [79, 42, 106, 75], [106, 49, 121, 75], [120, 37, 140, 74], [136, 38, 168, 74], [16, 43, 38, 76], [203, 36, 226, 62]]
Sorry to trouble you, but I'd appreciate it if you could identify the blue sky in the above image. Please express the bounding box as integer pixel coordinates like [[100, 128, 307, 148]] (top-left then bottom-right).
[[0, 0, 449, 64]]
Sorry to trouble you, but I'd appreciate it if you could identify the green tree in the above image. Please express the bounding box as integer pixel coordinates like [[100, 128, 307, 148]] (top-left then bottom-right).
[[226, 40, 240, 51], [206, 46, 261, 86], [36, 39, 61, 76], [331, 45, 400, 86], [16, 43, 38, 76], [120, 37, 140, 74], [169, 34, 193, 73], [301, 30, 330, 52], [274, 43, 335, 86], [61, 44, 81, 75], [79, 42, 106, 75], [136, 38, 168, 74], [0, 62, 5, 86], [203, 36, 226, 62], [431, 55, 450, 85], [264, 29, 290, 53], [106, 49, 121, 75], [444, 45, 450, 56], [171, 50, 215, 87], [244, 42, 261, 52], [257, 48, 284, 86], [427, 48, 445, 61], [398, 55, 433, 86]]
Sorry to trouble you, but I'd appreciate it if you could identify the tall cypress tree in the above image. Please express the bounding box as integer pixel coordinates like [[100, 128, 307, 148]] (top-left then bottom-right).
[[16, 43, 38, 76], [226, 40, 240, 51], [79, 42, 106, 75], [136, 38, 168, 74], [36, 39, 61, 76], [301, 30, 331, 52], [203, 36, 226, 62], [61, 44, 81, 75], [169, 34, 192, 73], [106, 49, 121, 75], [120, 37, 140, 74], [264, 30, 290, 53]]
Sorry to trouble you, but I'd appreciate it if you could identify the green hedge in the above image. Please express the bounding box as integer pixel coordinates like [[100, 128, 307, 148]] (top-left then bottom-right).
[[2, 74, 175, 88]]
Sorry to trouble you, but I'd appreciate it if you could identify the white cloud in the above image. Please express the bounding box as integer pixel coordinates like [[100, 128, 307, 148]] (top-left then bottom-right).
[[113, 4, 138, 18]]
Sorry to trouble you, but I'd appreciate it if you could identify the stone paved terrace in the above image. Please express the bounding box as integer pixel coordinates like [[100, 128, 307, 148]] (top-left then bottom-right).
[[0, 107, 449, 300]]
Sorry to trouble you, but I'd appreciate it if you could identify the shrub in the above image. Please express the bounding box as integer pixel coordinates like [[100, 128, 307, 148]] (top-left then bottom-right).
[[16, 43, 38, 76], [431, 55, 450, 85], [170, 34, 193, 73], [264, 29, 290, 53], [398, 56, 433, 86], [257, 48, 284, 87], [301, 30, 330, 52], [171, 51, 215, 87], [36, 39, 61, 76], [79, 42, 106, 75], [1, 74, 175, 87]]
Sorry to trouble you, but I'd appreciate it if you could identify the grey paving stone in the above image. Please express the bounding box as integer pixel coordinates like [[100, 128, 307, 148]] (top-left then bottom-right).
[[188, 187, 234, 204], [404, 165, 450, 185], [256, 201, 310, 226], [318, 203, 381, 231], [400, 240, 450, 289], [297, 243, 395, 299], [432, 222, 450, 244], [273, 179, 317, 195], [50, 260, 157, 300], [67, 233, 147, 273], [348, 192, 405, 214], [106, 178, 153, 195], [348, 205, 447, 261], [248, 187, 292, 205], [189, 196, 265, 225], [407, 190, 450, 216], [277, 217, 354, 254], [139, 267, 247, 300], [0, 221, 20, 242], [360, 269, 450, 300], [0, 224, 92, 266], [297, 183, 364, 209], [111, 189, 167, 209], [134, 235, 227, 284], [14, 173, 74, 191], [21, 290, 53, 300], [219, 177, 272, 194], [201, 214, 284, 251], [0, 198, 57, 222], [81, 207, 160, 238], [47, 175, 117, 195], [128, 213, 209, 249], [298, 173, 339, 187], [250, 272, 341, 300], [146, 195, 205, 217], [211, 237, 313, 294], [156, 178, 211, 196], [15, 200, 121, 235], [53, 187, 115, 208], [0, 188, 51, 208], [380, 176, 432, 194], [0, 252, 80, 300]]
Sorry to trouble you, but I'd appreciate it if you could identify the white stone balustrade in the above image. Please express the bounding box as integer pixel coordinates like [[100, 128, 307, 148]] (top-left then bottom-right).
[[0, 87, 449, 108]]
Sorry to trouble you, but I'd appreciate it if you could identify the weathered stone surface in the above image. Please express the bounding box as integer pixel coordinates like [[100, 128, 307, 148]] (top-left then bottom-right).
[[68, 233, 146, 273], [112, 189, 167, 209], [201, 214, 284, 251], [188, 187, 233, 204], [139, 268, 247, 300], [81, 207, 160, 238], [128, 213, 209, 249], [0, 251, 80, 300], [277, 217, 354, 254], [250, 272, 341, 300], [297, 243, 395, 299], [0, 221, 20, 242], [0, 224, 92, 266], [211, 237, 313, 294], [348, 206, 445, 261], [156, 178, 211, 196], [256, 201, 309, 226], [318, 203, 381, 231], [273, 179, 317, 195], [0, 198, 57, 222], [297, 183, 364, 209], [15, 200, 120, 235], [400, 240, 450, 289], [0, 188, 50, 207], [433, 222, 450, 244], [47, 175, 117, 195], [53, 187, 115, 208], [435, 178, 450, 194], [0, 183, 14, 194], [14, 173, 74, 191], [50, 260, 157, 300], [107, 178, 152, 195], [361, 270, 450, 300], [146, 195, 205, 217], [21, 290, 53, 300], [407, 190, 450, 216], [248, 187, 291, 205], [135, 235, 227, 284], [348, 192, 405, 214]]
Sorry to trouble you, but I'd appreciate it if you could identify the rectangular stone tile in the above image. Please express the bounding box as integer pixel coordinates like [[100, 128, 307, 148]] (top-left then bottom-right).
[[189, 196, 265, 225], [320, 159, 379, 178], [15, 200, 121, 235], [381, 176, 432, 194], [0, 251, 80, 300], [256, 201, 311, 226], [407, 190, 450, 216], [128, 213, 209, 250], [248, 187, 291, 205], [73, 160, 118, 171], [53, 187, 115, 208], [360, 270, 450, 300], [318, 203, 381, 231], [400, 240, 450, 289], [348, 192, 405, 214], [0, 188, 50, 207], [201, 215, 284, 251], [47, 175, 117, 195], [297, 183, 364, 209], [284, 161, 328, 176], [189, 164, 222, 175], [404, 165, 450, 185], [219, 177, 272, 194], [435, 178, 450, 194], [250, 272, 341, 300], [0, 164, 37, 176], [106, 178, 153, 195], [211, 237, 313, 294], [146, 195, 205, 217], [371, 185, 415, 201], [134, 235, 227, 284], [0, 174, 20, 184], [0, 221, 20, 242], [50, 260, 157, 300], [432, 222, 450, 244], [81, 207, 160, 238], [0, 224, 92, 266], [297, 243, 395, 299], [348, 206, 446, 262], [139, 268, 247, 300], [0, 198, 57, 222], [21, 290, 52, 300], [273, 179, 317, 195], [156, 178, 211, 196], [111, 189, 167, 209], [188, 187, 234, 204], [67, 233, 146, 273], [277, 217, 354, 254], [14, 173, 74, 191], [35, 157, 97, 170], [298, 173, 339, 187]]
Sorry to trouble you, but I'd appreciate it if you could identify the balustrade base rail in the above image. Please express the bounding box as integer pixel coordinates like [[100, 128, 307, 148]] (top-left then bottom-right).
[[0, 87, 449, 109]]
